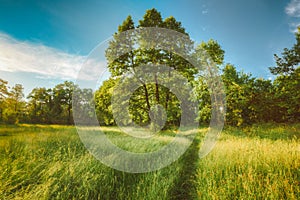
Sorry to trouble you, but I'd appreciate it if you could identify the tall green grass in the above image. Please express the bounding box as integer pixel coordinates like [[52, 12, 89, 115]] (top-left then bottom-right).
[[195, 124, 300, 199], [0, 124, 299, 199], [0, 125, 199, 199]]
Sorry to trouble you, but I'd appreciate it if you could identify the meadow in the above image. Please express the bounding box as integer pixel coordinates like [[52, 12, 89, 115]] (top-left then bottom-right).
[[0, 124, 299, 199]]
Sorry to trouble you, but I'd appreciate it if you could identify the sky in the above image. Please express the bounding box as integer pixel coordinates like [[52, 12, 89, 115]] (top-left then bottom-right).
[[0, 0, 299, 95]]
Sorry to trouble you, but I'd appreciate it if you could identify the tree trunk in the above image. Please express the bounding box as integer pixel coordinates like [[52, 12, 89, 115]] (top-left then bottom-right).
[[68, 106, 71, 125], [155, 74, 160, 103], [143, 84, 151, 112], [165, 53, 173, 110]]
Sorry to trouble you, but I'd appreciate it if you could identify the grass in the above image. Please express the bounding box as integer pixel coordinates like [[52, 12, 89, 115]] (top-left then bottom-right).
[[0, 124, 299, 199], [195, 124, 300, 199]]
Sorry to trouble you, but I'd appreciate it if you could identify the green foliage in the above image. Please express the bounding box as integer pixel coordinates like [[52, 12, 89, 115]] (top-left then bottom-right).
[[0, 79, 8, 101], [27, 87, 53, 123], [0, 79, 9, 122], [197, 39, 225, 66], [52, 81, 76, 124], [118, 15, 134, 32], [138, 8, 163, 28], [94, 78, 117, 125], [193, 76, 211, 123], [73, 87, 95, 125], [1, 80, 97, 125], [247, 78, 275, 123], [268, 27, 300, 122], [26, 81, 78, 124], [221, 64, 254, 126], [272, 67, 300, 122], [104, 8, 196, 128], [270, 27, 300, 75], [1, 83, 25, 124]]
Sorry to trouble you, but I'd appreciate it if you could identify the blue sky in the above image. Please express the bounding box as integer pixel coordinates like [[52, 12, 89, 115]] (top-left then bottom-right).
[[0, 0, 299, 95]]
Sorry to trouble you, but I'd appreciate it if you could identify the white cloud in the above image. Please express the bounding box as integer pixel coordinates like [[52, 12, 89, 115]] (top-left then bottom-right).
[[202, 10, 208, 15], [201, 4, 208, 15], [289, 22, 300, 32], [0, 33, 106, 81], [286, 0, 300, 17]]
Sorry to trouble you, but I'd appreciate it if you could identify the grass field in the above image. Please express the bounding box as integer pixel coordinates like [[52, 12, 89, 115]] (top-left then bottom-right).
[[0, 124, 299, 199]]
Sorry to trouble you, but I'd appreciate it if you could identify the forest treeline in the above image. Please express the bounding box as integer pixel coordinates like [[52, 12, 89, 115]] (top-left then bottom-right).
[[0, 9, 299, 126]]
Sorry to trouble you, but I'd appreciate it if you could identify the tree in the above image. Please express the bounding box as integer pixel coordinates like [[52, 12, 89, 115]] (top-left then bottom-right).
[[105, 8, 196, 128], [106, 15, 135, 77], [0, 79, 9, 122], [269, 27, 300, 122], [73, 87, 96, 125], [26, 81, 94, 125], [161, 16, 195, 115], [270, 27, 300, 75], [193, 76, 211, 123], [272, 67, 300, 122], [52, 81, 76, 124], [105, 14, 153, 125], [193, 39, 225, 124], [196, 39, 225, 67], [27, 87, 53, 123], [221, 64, 254, 126], [136, 9, 163, 111], [94, 78, 117, 125], [3, 84, 25, 124], [248, 78, 275, 123]]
